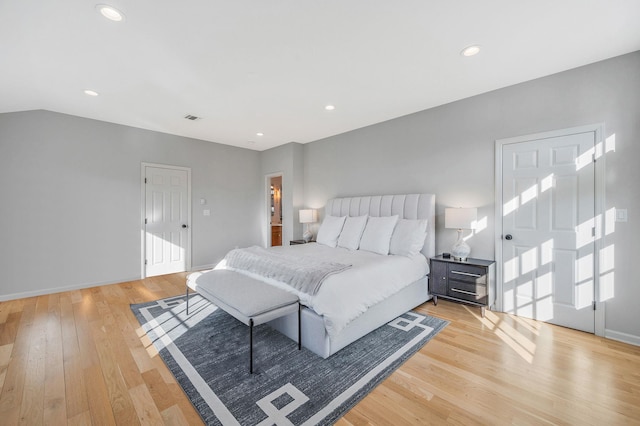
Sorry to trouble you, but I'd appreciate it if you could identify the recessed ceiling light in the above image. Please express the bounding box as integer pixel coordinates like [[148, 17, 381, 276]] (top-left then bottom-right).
[[461, 45, 481, 57], [325, 105, 335, 111], [84, 89, 99, 96], [256, 132, 264, 137], [96, 4, 125, 22]]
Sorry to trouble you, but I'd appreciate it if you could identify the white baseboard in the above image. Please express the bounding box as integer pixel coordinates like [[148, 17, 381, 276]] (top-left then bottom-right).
[[191, 264, 215, 272], [0, 275, 141, 302], [605, 329, 640, 347], [0, 267, 215, 302]]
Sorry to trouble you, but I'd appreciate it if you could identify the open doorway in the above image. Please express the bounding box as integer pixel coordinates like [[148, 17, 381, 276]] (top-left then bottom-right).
[[269, 175, 283, 246]]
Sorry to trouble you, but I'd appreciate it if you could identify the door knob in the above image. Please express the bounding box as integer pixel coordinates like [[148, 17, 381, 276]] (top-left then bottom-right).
[[505, 234, 513, 240], [182, 224, 188, 229]]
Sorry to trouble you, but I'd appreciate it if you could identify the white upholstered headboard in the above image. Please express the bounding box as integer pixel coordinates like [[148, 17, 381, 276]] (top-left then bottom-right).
[[324, 194, 436, 259]]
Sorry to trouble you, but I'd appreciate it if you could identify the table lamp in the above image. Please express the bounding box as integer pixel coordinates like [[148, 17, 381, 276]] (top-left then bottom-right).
[[445, 207, 477, 261], [299, 209, 318, 242]]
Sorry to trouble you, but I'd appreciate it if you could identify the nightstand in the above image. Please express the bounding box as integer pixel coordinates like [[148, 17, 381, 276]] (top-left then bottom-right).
[[290, 239, 315, 245], [429, 255, 496, 316]]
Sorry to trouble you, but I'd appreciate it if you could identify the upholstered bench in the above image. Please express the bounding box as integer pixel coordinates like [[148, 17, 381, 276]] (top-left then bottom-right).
[[186, 269, 300, 373]]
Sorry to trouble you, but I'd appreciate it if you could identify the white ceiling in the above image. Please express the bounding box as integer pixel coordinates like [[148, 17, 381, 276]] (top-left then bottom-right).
[[1, 1, 639, 151]]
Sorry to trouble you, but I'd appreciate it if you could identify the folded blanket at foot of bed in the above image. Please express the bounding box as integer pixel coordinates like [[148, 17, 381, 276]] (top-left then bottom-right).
[[224, 245, 351, 295]]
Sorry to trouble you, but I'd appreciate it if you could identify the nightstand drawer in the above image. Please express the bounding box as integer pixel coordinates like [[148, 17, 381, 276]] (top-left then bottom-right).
[[448, 280, 487, 304], [448, 264, 487, 284]]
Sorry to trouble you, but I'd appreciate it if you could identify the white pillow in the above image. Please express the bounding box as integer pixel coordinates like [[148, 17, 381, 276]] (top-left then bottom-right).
[[390, 219, 428, 257], [337, 215, 368, 250], [316, 215, 346, 248], [359, 215, 399, 255]]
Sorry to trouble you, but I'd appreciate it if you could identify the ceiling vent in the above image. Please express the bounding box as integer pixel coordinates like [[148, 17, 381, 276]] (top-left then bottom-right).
[[184, 114, 201, 121]]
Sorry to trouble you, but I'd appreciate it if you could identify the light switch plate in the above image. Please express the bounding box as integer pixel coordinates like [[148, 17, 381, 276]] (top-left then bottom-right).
[[203, 209, 211, 216], [616, 208, 627, 222]]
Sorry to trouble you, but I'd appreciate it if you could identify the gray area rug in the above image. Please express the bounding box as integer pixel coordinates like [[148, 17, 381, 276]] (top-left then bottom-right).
[[131, 294, 447, 425]]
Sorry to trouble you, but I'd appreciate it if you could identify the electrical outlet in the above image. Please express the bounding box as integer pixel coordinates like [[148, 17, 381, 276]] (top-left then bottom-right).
[[203, 209, 210, 216]]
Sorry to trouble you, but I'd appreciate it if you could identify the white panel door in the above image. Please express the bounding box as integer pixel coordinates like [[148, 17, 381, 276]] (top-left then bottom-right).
[[145, 166, 189, 277], [501, 131, 596, 332]]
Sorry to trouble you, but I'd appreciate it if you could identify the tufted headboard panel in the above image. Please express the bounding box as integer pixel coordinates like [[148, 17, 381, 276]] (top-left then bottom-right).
[[324, 194, 436, 259]]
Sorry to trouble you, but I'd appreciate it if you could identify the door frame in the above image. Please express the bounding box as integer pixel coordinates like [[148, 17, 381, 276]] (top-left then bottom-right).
[[265, 172, 284, 247], [140, 162, 192, 278], [494, 124, 606, 336]]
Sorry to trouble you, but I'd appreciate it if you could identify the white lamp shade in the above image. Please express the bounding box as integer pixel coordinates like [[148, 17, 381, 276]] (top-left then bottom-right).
[[445, 207, 477, 230], [299, 209, 317, 224]]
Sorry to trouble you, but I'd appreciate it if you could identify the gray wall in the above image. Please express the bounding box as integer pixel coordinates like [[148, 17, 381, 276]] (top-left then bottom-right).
[[302, 51, 640, 343], [0, 110, 262, 299]]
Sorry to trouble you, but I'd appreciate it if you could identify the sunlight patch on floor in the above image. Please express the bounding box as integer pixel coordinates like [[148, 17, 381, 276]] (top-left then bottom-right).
[[467, 307, 536, 364]]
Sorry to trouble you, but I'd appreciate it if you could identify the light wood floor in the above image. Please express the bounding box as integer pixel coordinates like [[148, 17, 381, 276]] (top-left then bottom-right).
[[1, 274, 639, 425]]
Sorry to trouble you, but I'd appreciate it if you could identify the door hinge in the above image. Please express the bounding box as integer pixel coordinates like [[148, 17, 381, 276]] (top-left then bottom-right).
[[593, 301, 596, 310], [592, 227, 596, 237], [145, 218, 147, 224], [145, 259, 148, 265], [592, 154, 596, 163], [145, 177, 147, 183]]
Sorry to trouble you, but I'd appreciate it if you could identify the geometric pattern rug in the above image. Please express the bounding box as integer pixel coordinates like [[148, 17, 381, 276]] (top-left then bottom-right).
[[131, 294, 448, 425]]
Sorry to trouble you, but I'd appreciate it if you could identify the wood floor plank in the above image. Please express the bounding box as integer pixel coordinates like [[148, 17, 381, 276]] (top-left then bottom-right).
[[0, 300, 13, 325], [84, 363, 117, 426], [60, 293, 90, 419], [69, 290, 83, 305], [166, 382, 205, 426], [43, 293, 67, 425], [17, 295, 48, 426], [129, 383, 165, 425], [100, 305, 146, 391], [0, 309, 21, 348], [73, 297, 101, 370], [0, 298, 36, 424], [67, 410, 92, 426], [161, 404, 193, 426], [0, 343, 13, 394], [141, 368, 176, 413], [89, 319, 140, 425]]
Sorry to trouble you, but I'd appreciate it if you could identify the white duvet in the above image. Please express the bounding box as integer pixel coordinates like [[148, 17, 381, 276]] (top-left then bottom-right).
[[212, 243, 429, 338]]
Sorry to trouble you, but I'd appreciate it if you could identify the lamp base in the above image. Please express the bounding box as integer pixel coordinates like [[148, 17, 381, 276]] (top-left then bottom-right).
[[451, 229, 471, 261], [303, 227, 313, 242]]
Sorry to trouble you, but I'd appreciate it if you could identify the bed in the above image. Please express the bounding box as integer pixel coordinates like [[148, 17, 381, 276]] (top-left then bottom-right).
[[189, 193, 435, 359]]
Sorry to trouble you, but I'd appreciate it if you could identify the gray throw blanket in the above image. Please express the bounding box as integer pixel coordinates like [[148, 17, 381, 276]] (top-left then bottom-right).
[[224, 246, 352, 295]]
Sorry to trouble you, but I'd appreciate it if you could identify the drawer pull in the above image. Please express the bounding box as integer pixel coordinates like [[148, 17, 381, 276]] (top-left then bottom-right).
[[450, 270, 482, 278], [451, 288, 479, 296]]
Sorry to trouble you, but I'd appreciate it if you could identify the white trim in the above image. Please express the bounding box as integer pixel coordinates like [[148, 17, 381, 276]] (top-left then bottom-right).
[[191, 263, 215, 272], [593, 124, 607, 337], [265, 172, 284, 248], [605, 329, 640, 347], [0, 275, 141, 302], [141, 162, 192, 278], [494, 124, 606, 337]]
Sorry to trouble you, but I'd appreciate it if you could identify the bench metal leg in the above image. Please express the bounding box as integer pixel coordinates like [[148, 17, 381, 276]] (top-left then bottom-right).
[[249, 319, 254, 374], [298, 303, 301, 351], [185, 285, 190, 315]]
